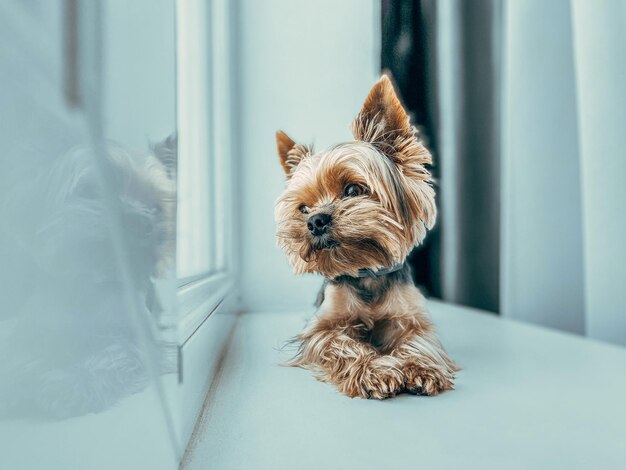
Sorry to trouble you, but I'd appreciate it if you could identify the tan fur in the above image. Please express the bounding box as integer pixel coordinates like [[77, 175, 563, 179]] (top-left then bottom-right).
[[276, 75, 457, 399], [288, 282, 457, 398]]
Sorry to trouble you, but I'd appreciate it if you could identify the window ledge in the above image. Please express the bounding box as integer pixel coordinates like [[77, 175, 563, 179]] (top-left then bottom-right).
[[182, 301, 626, 469]]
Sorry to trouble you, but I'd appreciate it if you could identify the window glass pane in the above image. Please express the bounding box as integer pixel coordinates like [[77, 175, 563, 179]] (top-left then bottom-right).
[[176, 0, 213, 279], [0, 0, 180, 464], [211, 0, 232, 273]]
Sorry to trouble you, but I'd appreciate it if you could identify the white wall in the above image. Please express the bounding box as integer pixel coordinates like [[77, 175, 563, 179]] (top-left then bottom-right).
[[236, 0, 380, 311], [571, 1, 626, 345], [501, 0, 586, 333]]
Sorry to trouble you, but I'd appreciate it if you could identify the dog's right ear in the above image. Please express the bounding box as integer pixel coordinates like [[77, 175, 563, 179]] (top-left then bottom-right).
[[276, 130, 310, 178]]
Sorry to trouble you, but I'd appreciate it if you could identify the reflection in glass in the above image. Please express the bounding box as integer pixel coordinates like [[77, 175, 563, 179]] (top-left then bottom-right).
[[0, 137, 177, 419]]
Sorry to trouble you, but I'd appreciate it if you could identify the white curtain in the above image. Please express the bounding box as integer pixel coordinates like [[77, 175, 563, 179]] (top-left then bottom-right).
[[501, 0, 626, 346], [571, 0, 626, 345]]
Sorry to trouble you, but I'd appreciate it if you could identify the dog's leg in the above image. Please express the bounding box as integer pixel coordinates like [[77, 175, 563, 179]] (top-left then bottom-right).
[[357, 314, 457, 397], [390, 327, 458, 396], [288, 317, 406, 399]]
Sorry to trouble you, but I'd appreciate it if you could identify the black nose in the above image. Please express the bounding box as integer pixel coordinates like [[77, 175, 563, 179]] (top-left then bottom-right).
[[307, 213, 331, 236]]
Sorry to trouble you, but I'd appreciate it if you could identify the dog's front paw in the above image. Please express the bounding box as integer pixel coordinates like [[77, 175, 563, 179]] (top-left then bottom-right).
[[338, 358, 405, 400], [403, 362, 455, 396]]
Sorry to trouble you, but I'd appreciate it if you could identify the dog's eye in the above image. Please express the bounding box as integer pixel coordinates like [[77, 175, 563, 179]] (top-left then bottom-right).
[[299, 205, 310, 214], [343, 184, 364, 198]]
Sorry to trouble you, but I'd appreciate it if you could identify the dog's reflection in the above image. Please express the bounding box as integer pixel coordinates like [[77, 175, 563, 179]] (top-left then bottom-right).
[[0, 135, 176, 419]]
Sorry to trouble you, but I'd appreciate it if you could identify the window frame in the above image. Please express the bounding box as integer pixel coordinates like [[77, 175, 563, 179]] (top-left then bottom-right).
[[175, 0, 238, 347]]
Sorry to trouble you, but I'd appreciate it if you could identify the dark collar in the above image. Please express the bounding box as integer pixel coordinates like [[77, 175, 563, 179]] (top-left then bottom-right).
[[354, 262, 404, 279]]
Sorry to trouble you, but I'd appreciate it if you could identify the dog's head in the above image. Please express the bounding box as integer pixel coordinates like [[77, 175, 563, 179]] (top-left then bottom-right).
[[275, 75, 436, 278]]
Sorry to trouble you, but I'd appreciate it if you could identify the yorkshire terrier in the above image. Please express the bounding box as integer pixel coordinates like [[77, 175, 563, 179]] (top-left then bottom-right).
[[275, 75, 458, 399]]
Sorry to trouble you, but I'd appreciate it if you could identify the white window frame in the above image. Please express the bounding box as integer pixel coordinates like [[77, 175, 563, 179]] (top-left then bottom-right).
[[175, 0, 238, 347]]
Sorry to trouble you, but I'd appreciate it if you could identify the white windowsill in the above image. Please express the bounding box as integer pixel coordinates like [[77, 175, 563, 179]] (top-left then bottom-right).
[[182, 301, 626, 470]]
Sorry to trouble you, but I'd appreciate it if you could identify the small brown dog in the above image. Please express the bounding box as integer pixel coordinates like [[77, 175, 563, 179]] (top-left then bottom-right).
[[275, 75, 457, 399]]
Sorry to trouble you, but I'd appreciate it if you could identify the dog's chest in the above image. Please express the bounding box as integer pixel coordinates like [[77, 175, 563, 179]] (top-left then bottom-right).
[[321, 281, 422, 319]]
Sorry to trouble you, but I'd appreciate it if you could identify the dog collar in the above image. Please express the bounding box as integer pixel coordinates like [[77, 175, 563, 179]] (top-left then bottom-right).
[[355, 262, 404, 278]]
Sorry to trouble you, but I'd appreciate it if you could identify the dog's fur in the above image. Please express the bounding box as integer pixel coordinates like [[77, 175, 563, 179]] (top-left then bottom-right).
[[275, 76, 457, 399]]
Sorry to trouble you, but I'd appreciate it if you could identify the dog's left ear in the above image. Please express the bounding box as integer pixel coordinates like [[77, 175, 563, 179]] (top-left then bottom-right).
[[352, 74, 420, 165]]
